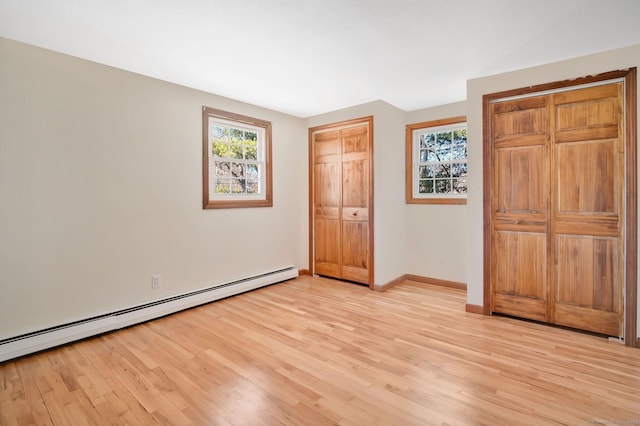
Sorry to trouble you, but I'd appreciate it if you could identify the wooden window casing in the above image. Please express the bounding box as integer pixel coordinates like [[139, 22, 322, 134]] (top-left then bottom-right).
[[202, 107, 272, 209]]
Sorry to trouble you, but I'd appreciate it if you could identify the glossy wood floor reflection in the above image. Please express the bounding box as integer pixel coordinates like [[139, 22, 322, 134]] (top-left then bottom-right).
[[1, 276, 640, 425]]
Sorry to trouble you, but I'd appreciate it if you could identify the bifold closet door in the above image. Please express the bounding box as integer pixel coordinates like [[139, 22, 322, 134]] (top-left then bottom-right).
[[313, 129, 342, 279], [311, 119, 372, 286], [491, 95, 550, 322], [551, 83, 624, 336], [490, 82, 624, 337], [340, 125, 370, 283]]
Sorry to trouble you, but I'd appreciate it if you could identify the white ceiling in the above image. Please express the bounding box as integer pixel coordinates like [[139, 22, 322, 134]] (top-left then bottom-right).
[[1, 0, 640, 117]]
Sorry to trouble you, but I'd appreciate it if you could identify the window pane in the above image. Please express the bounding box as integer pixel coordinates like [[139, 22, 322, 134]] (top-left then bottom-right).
[[435, 179, 451, 194], [436, 131, 452, 161], [230, 163, 245, 178], [246, 179, 259, 194], [246, 145, 257, 160], [215, 161, 230, 177], [453, 178, 467, 194], [212, 141, 228, 158], [453, 129, 467, 143], [419, 165, 428, 178], [451, 162, 467, 178], [420, 133, 435, 149], [245, 131, 258, 143], [229, 144, 243, 159], [426, 133, 436, 147], [231, 179, 246, 193], [420, 134, 437, 161], [214, 180, 230, 194], [437, 131, 452, 144], [419, 135, 427, 149], [211, 126, 227, 141], [230, 128, 244, 141], [246, 163, 259, 178], [452, 144, 467, 160], [419, 179, 434, 194], [435, 164, 450, 178]]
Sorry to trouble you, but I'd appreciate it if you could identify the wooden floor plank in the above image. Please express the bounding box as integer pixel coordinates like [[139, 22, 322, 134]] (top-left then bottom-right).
[[1, 275, 639, 425]]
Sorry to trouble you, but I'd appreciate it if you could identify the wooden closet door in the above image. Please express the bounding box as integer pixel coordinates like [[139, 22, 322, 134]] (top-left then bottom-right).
[[313, 130, 342, 278], [341, 125, 370, 283], [491, 95, 550, 322], [551, 83, 624, 336]]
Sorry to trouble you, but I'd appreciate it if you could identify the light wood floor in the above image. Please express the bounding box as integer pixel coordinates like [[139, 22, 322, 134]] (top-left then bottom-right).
[[1, 276, 639, 425]]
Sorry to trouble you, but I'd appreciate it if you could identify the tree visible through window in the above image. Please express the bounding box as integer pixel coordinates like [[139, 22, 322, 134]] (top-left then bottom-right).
[[203, 107, 272, 208], [406, 116, 467, 204], [211, 126, 260, 194]]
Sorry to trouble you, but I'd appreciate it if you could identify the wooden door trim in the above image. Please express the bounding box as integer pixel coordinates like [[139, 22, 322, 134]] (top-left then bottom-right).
[[624, 68, 637, 347], [482, 69, 637, 347], [308, 116, 375, 288], [482, 89, 493, 315]]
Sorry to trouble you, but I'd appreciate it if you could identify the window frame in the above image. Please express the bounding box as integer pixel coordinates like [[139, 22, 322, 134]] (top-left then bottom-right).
[[202, 106, 273, 209], [405, 115, 467, 205]]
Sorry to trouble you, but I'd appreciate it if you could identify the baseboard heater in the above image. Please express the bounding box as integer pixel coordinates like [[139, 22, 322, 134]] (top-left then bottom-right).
[[0, 266, 298, 363]]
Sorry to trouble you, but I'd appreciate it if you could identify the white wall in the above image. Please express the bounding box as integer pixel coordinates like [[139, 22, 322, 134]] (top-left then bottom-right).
[[405, 102, 468, 283], [307, 101, 407, 287], [466, 44, 640, 336], [0, 37, 309, 340]]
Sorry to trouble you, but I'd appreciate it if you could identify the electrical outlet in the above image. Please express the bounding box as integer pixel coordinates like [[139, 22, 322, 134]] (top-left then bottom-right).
[[151, 274, 162, 289]]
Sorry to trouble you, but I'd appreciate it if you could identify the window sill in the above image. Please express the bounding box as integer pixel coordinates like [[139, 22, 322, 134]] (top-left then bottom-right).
[[406, 197, 467, 205]]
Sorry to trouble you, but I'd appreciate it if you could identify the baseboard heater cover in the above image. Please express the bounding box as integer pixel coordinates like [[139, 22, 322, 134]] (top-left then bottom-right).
[[0, 267, 298, 363]]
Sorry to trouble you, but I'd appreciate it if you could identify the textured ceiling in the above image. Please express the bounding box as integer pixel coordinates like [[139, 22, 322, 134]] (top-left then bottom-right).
[[1, 0, 640, 117]]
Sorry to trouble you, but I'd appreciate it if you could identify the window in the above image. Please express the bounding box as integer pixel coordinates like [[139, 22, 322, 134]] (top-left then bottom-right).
[[202, 107, 272, 209], [405, 116, 467, 204]]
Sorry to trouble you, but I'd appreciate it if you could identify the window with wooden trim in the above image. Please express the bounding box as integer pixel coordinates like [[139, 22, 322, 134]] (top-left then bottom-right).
[[202, 107, 272, 209], [406, 116, 467, 204]]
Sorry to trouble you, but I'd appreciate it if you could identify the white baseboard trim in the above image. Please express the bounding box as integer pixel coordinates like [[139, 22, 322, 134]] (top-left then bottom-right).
[[0, 267, 298, 363]]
